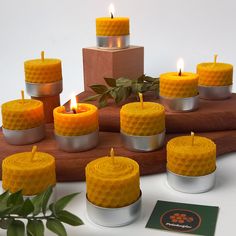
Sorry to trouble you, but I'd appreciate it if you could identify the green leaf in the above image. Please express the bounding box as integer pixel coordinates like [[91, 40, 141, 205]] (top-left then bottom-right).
[[42, 186, 53, 215], [83, 94, 101, 102], [46, 219, 67, 236], [0, 206, 13, 217], [90, 84, 108, 94], [27, 220, 44, 236], [104, 77, 116, 87], [54, 193, 79, 214], [31, 193, 44, 216], [0, 190, 10, 206], [144, 76, 157, 82], [7, 220, 25, 236], [57, 210, 83, 226], [98, 93, 108, 108], [0, 219, 12, 230], [7, 190, 24, 207], [18, 198, 34, 217], [116, 77, 132, 87]]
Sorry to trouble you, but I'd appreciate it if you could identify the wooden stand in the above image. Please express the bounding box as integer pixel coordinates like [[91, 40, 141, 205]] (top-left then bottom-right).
[[83, 46, 144, 90], [32, 95, 60, 123]]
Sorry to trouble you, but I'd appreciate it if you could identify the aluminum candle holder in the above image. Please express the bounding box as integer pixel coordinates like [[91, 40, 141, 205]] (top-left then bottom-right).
[[121, 130, 165, 152], [160, 95, 199, 112], [55, 129, 99, 152], [167, 169, 216, 194], [198, 85, 232, 100], [86, 191, 142, 227], [2, 124, 45, 145], [26, 80, 63, 97], [96, 35, 130, 49]]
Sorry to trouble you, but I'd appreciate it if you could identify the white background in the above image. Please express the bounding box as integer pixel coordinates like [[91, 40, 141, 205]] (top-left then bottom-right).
[[1, 0, 236, 235]]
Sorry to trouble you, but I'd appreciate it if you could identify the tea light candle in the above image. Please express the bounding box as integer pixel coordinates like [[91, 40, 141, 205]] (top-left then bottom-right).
[[86, 149, 142, 227], [24, 51, 63, 123], [197, 55, 233, 99], [160, 58, 199, 112], [2, 146, 56, 196], [120, 93, 165, 152], [1, 91, 45, 145], [54, 95, 99, 152], [167, 132, 216, 193], [96, 3, 130, 49]]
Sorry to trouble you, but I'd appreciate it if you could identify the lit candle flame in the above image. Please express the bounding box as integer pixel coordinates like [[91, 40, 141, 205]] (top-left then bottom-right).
[[177, 58, 184, 76], [109, 3, 115, 18], [70, 94, 78, 114]]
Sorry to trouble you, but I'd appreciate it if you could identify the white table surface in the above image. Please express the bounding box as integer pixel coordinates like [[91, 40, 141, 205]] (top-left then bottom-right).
[[1, 152, 234, 236]]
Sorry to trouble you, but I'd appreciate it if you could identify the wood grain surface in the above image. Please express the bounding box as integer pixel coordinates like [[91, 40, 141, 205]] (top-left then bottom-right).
[[0, 124, 236, 182], [66, 91, 236, 134]]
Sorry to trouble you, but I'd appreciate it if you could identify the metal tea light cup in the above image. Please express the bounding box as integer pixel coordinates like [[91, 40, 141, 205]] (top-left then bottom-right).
[[160, 95, 199, 112], [2, 124, 45, 145], [86, 191, 142, 227], [121, 130, 165, 152], [167, 169, 216, 194], [96, 35, 130, 50], [198, 85, 232, 100], [55, 129, 99, 152]]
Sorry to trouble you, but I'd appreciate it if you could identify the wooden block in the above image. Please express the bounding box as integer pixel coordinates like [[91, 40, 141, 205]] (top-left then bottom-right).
[[65, 91, 236, 134], [83, 46, 144, 90], [0, 124, 235, 182], [32, 95, 60, 123]]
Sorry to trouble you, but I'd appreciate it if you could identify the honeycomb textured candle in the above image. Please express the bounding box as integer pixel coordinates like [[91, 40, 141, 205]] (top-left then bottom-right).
[[86, 156, 140, 208], [197, 63, 233, 86], [96, 17, 129, 36], [2, 151, 56, 195], [120, 102, 165, 136], [24, 59, 62, 83], [167, 136, 216, 176], [1, 99, 44, 130], [160, 72, 199, 98], [54, 104, 98, 136]]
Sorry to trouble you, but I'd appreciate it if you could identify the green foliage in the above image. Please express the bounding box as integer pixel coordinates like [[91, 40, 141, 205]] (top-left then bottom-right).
[[0, 187, 83, 236], [83, 74, 159, 108]]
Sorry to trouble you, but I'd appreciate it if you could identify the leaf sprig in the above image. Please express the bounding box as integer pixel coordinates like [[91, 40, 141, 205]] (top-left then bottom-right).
[[0, 187, 83, 236], [84, 75, 159, 108]]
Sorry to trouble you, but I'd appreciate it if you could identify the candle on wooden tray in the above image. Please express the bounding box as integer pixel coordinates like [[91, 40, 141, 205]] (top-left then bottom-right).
[[160, 58, 199, 112], [197, 55, 233, 99], [120, 93, 165, 151], [1, 91, 45, 145]]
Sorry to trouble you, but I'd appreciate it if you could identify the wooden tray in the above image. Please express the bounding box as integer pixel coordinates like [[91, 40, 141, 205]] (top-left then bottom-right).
[[67, 91, 236, 134], [1, 124, 236, 182]]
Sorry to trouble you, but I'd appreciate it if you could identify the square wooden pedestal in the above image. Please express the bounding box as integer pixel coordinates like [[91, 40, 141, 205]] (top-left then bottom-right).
[[83, 46, 144, 90]]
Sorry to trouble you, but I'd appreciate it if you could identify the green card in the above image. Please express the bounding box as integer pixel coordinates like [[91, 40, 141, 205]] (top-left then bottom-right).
[[146, 200, 219, 236]]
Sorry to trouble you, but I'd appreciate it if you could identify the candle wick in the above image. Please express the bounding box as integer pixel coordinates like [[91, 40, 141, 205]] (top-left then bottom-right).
[[178, 69, 182, 76], [191, 131, 195, 146], [31, 145, 37, 161], [41, 51, 45, 61], [214, 54, 218, 64], [138, 92, 144, 109], [110, 148, 115, 165], [21, 90, 25, 104], [72, 108, 77, 114], [111, 12, 114, 19]]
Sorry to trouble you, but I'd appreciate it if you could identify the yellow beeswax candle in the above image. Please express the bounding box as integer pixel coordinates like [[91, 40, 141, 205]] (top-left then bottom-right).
[[24, 51, 62, 83], [197, 55, 233, 86], [53, 103, 98, 136], [96, 4, 129, 36], [86, 149, 140, 208], [2, 146, 56, 195], [1, 93, 44, 130], [120, 94, 165, 136], [167, 133, 216, 176]]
